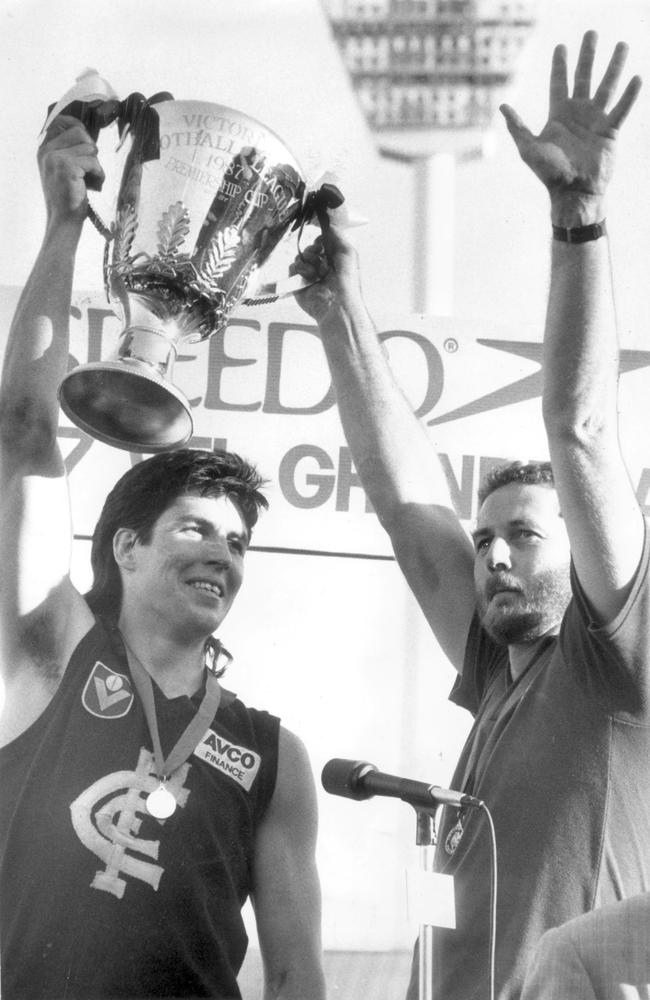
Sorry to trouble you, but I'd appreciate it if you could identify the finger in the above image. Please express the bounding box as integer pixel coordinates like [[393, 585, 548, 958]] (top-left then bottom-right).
[[40, 139, 102, 172], [56, 158, 106, 193], [572, 30, 598, 100], [499, 104, 535, 154], [549, 44, 569, 112], [593, 41, 629, 108], [316, 205, 331, 238], [296, 235, 323, 255], [75, 155, 106, 187], [292, 244, 329, 274], [289, 260, 309, 278], [46, 113, 85, 131], [321, 220, 346, 263], [607, 74, 643, 129], [44, 123, 96, 151], [44, 115, 89, 137], [289, 259, 319, 281], [297, 243, 324, 264]]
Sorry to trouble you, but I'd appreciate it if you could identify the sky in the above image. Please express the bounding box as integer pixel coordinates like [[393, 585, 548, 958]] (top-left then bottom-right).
[[2, 0, 649, 340]]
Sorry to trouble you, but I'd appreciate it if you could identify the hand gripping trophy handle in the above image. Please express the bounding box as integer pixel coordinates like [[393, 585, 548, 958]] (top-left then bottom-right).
[[47, 75, 344, 453]]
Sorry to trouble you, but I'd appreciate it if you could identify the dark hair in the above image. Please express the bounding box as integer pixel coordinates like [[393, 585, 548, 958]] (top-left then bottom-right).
[[478, 460, 555, 508], [85, 448, 268, 617]]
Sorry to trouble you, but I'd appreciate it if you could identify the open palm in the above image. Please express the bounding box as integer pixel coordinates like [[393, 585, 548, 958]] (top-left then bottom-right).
[[501, 32, 641, 200]]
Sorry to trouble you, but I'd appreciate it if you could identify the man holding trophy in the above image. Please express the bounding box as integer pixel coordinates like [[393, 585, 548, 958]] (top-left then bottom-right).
[[0, 114, 326, 1000], [293, 31, 650, 1000]]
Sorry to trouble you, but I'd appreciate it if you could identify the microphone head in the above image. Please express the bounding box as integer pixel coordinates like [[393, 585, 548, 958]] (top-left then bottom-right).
[[321, 758, 376, 800]]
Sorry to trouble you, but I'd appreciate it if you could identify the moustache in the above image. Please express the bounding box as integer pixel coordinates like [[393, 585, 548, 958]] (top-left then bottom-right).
[[485, 575, 525, 601]]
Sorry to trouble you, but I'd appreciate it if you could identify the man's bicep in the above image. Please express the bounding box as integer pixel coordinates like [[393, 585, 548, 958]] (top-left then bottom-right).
[[252, 728, 325, 999], [389, 503, 477, 672], [550, 443, 645, 625], [0, 470, 92, 675]]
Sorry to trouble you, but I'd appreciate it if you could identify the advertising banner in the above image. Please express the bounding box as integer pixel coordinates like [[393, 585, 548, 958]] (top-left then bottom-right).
[[2, 285, 649, 559]]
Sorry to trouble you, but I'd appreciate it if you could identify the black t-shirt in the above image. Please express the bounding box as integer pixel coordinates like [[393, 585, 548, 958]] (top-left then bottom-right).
[[408, 524, 650, 1000]]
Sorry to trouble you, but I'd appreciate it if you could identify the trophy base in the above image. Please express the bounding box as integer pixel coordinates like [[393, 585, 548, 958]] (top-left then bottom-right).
[[58, 360, 194, 453]]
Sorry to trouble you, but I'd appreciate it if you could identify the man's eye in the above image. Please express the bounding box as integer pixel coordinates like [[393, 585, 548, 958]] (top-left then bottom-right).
[[229, 538, 245, 555], [515, 529, 536, 541], [475, 538, 490, 552]]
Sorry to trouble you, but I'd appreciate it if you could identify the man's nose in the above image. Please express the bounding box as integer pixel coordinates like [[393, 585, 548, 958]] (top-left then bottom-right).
[[487, 537, 511, 571], [206, 536, 232, 567]]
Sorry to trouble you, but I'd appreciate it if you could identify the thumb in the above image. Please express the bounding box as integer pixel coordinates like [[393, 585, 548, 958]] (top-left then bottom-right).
[[321, 218, 354, 264], [500, 103, 535, 153]]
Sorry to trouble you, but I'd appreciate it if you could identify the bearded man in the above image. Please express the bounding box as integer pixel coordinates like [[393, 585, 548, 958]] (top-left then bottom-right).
[[293, 31, 650, 1000]]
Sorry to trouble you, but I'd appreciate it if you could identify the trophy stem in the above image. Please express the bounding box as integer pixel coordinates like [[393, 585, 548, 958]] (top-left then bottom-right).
[[58, 324, 194, 453]]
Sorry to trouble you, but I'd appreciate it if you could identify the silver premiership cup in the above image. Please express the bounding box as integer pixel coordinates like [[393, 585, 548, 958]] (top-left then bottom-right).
[[57, 94, 312, 452]]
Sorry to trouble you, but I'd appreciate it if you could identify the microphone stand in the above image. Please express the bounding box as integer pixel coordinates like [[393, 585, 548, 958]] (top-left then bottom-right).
[[319, 759, 478, 1000], [416, 809, 436, 1000]]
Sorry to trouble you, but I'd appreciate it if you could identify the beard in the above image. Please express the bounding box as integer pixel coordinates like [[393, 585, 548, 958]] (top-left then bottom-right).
[[477, 566, 572, 646]]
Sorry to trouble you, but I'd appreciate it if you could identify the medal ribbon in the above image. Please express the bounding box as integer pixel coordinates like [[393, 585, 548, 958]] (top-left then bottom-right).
[[444, 638, 555, 856], [458, 637, 556, 798], [123, 640, 222, 781]]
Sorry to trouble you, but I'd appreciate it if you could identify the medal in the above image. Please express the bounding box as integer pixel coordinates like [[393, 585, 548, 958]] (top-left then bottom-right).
[[445, 815, 465, 856], [146, 782, 177, 819], [121, 634, 223, 822]]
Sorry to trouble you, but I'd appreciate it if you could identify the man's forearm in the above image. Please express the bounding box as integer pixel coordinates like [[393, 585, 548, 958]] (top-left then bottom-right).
[[318, 297, 455, 529], [542, 231, 618, 442], [264, 965, 327, 1000], [0, 217, 82, 467]]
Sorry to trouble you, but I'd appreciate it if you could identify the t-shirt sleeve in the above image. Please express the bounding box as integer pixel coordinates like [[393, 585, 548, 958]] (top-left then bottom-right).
[[560, 517, 650, 719], [449, 611, 507, 716]]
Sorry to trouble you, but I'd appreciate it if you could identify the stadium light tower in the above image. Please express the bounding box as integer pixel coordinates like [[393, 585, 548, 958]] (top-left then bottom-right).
[[321, 0, 537, 314]]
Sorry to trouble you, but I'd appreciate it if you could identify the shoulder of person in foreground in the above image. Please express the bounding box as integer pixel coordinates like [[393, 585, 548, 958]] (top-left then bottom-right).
[[250, 725, 326, 1000], [522, 893, 650, 1000]]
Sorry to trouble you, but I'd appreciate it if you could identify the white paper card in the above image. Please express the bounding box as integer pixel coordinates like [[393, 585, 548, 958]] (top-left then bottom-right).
[[405, 869, 456, 928]]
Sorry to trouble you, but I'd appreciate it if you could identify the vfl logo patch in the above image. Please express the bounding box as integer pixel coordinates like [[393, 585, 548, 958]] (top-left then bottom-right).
[[82, 661, 134, 719], [194, 728, 261, 792]]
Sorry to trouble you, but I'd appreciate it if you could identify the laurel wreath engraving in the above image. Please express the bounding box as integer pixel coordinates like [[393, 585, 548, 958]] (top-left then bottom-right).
[[198, 226, 242, 291], [106, 203, 245, 339], [112, 204, 138, 268], [157, 201, 191, 259]]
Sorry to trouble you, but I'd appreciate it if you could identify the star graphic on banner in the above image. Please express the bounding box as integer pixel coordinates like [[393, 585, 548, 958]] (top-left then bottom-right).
[[428, 339, 650, 427]]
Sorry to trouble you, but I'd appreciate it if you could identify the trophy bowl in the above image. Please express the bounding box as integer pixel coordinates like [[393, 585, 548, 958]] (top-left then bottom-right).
[[57, 94, 310, 452]]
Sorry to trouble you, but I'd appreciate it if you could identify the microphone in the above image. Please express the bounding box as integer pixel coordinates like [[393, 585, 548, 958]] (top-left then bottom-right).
[[321, 758, 483, 811]]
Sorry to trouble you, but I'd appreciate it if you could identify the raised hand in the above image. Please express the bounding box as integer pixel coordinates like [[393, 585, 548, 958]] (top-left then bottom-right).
[[37, 115, 104, 224], [290, 224, 364, 326], [500, 31, 641, 223]]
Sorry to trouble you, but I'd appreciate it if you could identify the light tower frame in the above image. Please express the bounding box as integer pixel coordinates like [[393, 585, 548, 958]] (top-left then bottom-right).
[[321, 0, 537, 313]]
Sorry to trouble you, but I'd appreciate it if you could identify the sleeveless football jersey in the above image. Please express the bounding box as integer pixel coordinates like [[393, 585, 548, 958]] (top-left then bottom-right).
[[0, 619, 280, 1000]]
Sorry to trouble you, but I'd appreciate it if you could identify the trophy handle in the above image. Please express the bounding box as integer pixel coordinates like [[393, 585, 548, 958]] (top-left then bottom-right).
[[42, 88, 173, 239], [241, 272, 319, 306]]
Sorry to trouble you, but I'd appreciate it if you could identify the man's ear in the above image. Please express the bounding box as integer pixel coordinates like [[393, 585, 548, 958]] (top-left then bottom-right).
[[113, 528, 139, 571]]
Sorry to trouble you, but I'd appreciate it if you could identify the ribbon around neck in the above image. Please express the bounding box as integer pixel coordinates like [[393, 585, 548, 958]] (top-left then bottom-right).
[[122, 638, 222, 781]]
